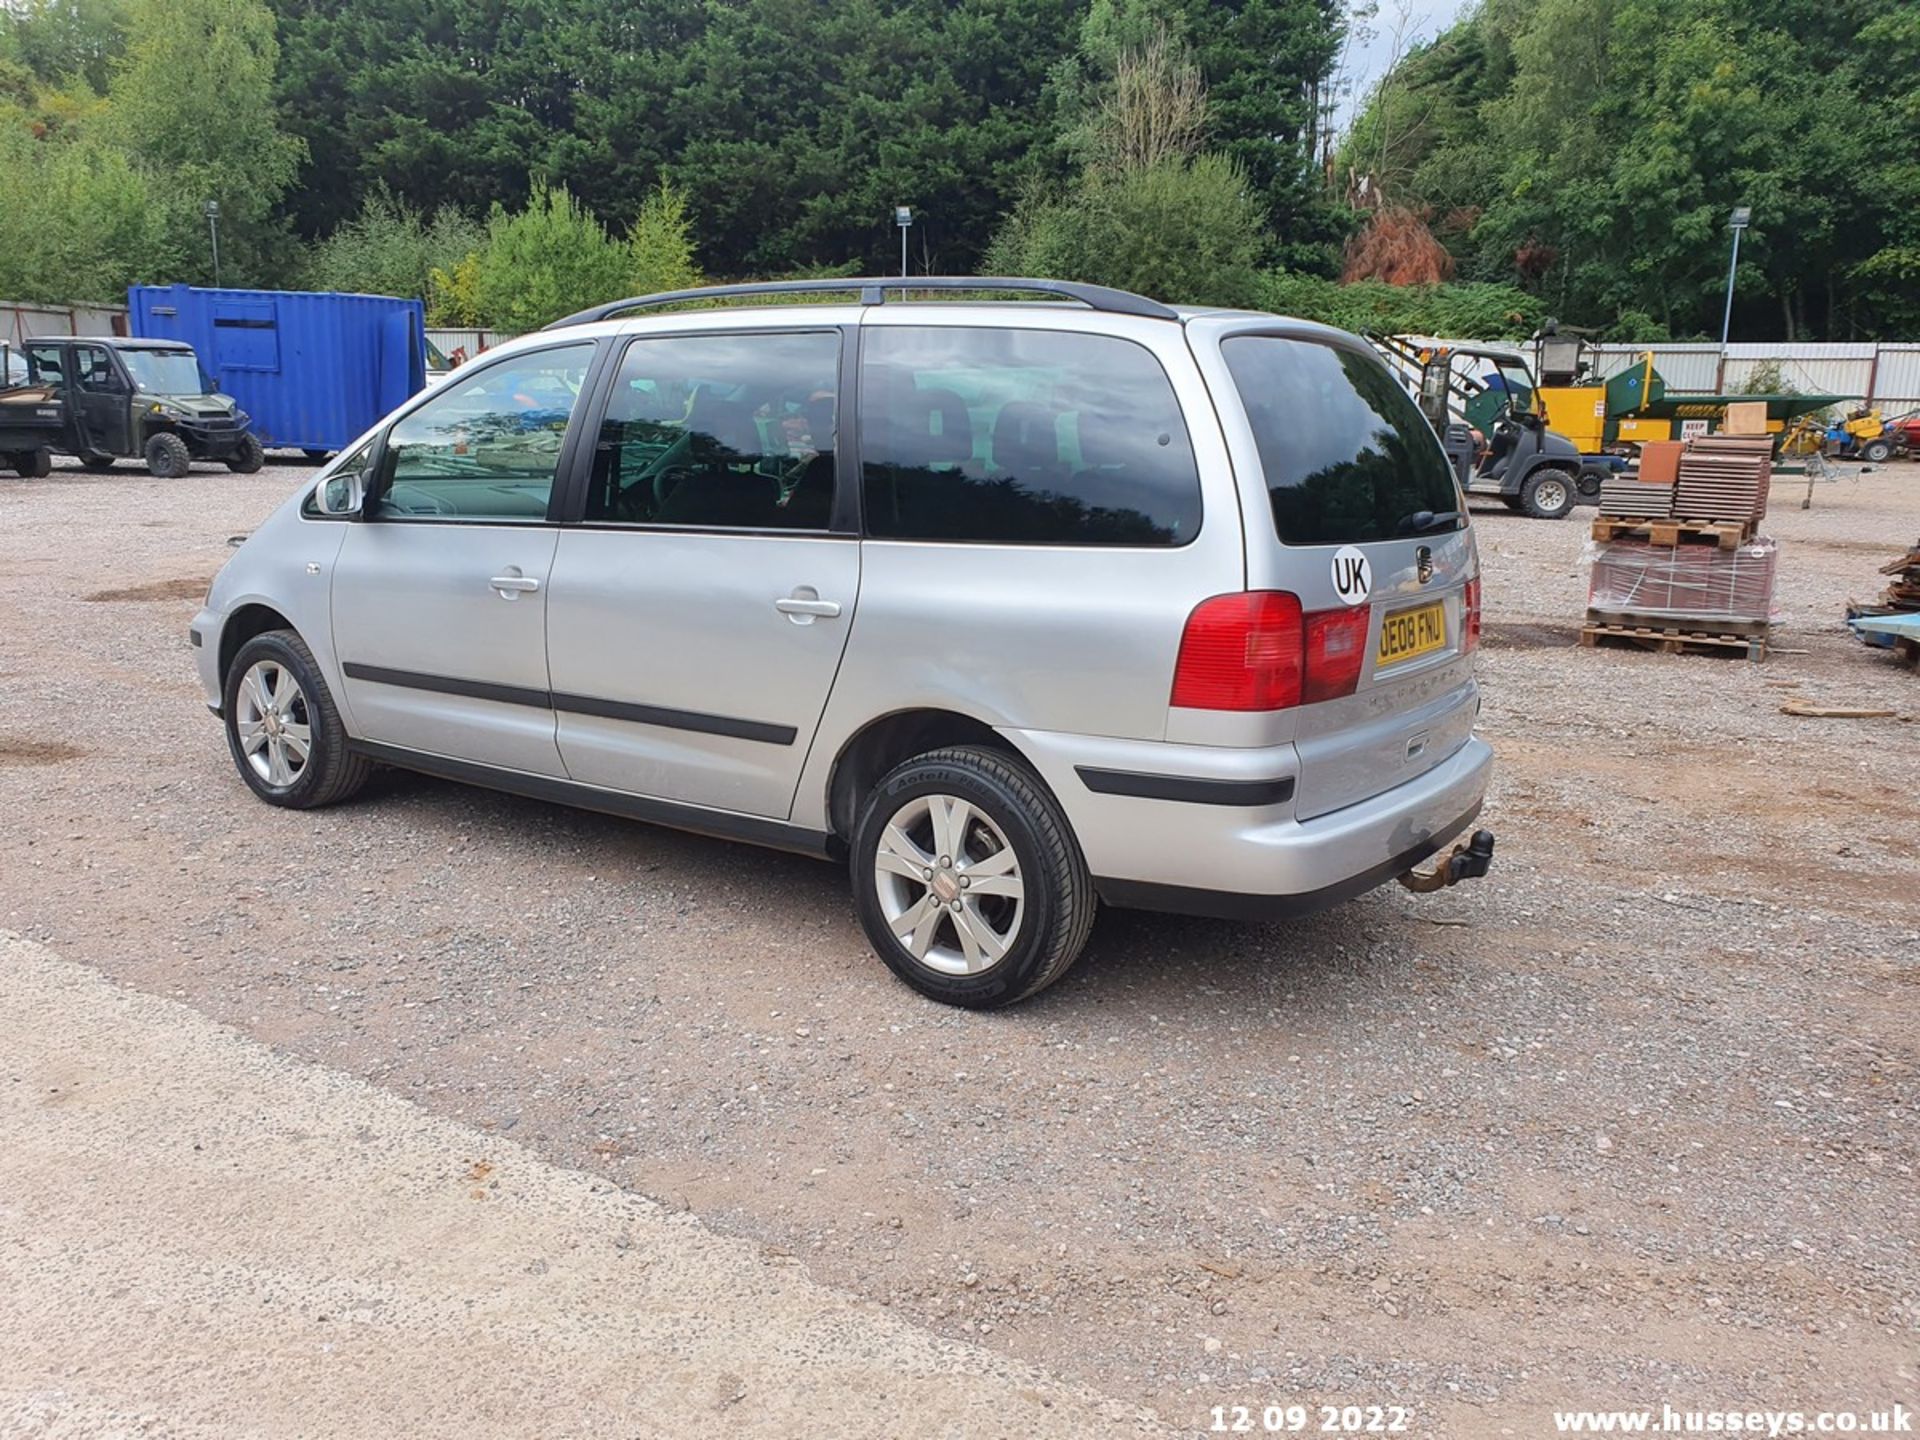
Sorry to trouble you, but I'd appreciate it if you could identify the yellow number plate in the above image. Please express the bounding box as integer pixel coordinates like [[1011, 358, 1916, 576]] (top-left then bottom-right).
[[1377, 601, 1447, 667]]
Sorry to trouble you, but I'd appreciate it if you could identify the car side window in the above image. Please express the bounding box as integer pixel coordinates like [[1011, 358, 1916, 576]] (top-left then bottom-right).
[[859, 326, 1201, 546], [585, 330, 840, 531], [29, 346, 64, 385], [73, 347, 115, 392], [371, 343, 596, 522]]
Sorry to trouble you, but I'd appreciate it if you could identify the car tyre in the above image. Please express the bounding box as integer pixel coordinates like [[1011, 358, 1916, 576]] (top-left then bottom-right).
[[1861, 438, 1893, 464], [851, 745, 1095, 1008], [227, 432, 265, 474], [222, 629, 372, 809], [1518, 467, 1576, 519], [12, 448, 53, 478], [145, 431, 191, 478]]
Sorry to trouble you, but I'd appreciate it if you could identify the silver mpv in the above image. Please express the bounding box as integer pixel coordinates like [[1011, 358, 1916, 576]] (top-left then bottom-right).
[[193, 278, 1495, 1007]]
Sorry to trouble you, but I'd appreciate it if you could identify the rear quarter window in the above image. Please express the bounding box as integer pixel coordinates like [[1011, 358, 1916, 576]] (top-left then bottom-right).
[[1222, 336, 1461, 546], [859, 326, 1200, 546]]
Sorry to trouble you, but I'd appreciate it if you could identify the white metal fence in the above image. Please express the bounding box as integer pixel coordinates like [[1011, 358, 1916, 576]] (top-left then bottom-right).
[[1585, 343, 1920, 413], [425, 328, 511, 362], [2, 299, 129, 345]]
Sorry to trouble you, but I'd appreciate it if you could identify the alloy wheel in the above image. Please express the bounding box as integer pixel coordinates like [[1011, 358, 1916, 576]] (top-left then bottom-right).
[[872, 793, 1026, 975], [234, 659, 312, 788]]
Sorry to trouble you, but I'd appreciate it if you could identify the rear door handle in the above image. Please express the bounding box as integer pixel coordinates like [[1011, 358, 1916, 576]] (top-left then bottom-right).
[[775, 587, 841, 623], [490, 571, 541, 598]]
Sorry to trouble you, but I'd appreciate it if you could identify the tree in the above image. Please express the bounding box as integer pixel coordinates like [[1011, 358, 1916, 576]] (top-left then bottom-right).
[[1340, 0, 1918, 338], [471, 183, 632, 332], [627, 180, 701, 294], [988, 25, 1266, 307], [100, 0, 304, 284], [305, 186, 483, 302]]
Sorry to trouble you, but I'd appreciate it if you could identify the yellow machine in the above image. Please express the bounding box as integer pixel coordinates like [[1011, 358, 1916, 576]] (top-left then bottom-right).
[[1782, 406, 1900, 462], [1530, 335, 1842, 457]]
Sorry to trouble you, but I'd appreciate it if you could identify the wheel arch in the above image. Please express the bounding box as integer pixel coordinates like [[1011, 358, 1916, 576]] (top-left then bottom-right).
[[218, 602, 298, 689], [823, 707, 1048, 847]]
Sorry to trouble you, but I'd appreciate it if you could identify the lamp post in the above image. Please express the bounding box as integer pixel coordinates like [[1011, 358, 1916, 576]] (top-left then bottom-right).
[[895, 206, 912, 279], [204, 200, 222, 287], [1719, 204, 1750, 347]]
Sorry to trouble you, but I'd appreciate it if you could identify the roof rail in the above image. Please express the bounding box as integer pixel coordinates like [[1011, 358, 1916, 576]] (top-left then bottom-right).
[[542, 276, 1179, 330]]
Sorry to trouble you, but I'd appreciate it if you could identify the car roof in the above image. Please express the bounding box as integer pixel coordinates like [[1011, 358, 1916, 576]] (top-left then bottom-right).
[[50, 336, 194, 351]]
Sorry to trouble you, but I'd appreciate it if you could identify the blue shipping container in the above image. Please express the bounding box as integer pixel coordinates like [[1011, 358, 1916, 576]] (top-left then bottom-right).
[[128, 285, 425, 453]]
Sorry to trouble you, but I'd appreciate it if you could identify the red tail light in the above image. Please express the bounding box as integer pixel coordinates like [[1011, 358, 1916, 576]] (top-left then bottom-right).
[[1303, 606, 1370, 703], [1463, 575, 1483, 653], [1171, 591, 1304, 710], [1172, 591, 1376, 711]]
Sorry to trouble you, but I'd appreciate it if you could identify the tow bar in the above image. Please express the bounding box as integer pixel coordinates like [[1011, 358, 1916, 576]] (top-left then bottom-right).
[[1397, 829, 1496, 894]]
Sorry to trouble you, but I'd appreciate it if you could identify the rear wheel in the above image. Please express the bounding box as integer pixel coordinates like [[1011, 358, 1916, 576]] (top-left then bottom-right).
[[10, 448, 53, 478], [1518, 468, 1576, 519], [1861, 437, 1893, 464], [144, 431, 191, 478], [227, 432, 265, 473], [851, 745, 1095, 1008], [222, 629, 372, 809]]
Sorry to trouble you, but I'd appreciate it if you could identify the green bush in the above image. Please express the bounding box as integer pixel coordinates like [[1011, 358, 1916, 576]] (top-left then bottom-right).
[[1253, 272, 1544, 339], [985, 155, 1265, 309], [472, 183, 634, 333], [305, 187, 482, 304]]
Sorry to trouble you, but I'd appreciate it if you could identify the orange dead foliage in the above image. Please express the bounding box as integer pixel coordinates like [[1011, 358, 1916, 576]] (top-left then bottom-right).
[[1342, 206, 1456, 285]]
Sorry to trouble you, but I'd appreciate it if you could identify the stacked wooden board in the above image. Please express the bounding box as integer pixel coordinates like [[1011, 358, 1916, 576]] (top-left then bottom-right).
[[1672, 436, 1772, 524], [1583, 435, 1778, 661], [1845, 538, 1920, 667]]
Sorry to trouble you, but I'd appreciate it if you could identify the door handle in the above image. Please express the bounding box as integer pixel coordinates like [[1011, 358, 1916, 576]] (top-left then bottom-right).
[[774, 587, 841, 623], [490, 571, 541, 598]]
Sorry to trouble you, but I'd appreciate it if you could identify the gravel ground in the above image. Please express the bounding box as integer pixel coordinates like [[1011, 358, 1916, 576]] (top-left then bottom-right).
[[1, 453, 1915, 1436]]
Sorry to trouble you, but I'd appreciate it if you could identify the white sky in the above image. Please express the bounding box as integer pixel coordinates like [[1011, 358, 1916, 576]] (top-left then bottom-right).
[[1334, 0, 1476, 132]]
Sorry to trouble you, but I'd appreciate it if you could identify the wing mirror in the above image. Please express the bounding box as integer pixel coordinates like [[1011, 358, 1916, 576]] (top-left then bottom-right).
[[313, 468, 366, 516]]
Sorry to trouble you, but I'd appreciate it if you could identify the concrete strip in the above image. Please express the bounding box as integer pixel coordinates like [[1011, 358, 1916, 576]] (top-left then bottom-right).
[[0, 933, 1166, 1439]]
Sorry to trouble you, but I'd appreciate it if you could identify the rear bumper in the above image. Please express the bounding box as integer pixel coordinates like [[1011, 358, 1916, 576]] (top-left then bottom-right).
[[1010, 727, 1494, 917], [1096, 797, 1484, 919]]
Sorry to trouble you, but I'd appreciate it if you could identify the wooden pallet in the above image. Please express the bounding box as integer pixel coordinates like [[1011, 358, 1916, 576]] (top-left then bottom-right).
[[1590, 516, 1757, 549], [1579, 613, 1769, 661]]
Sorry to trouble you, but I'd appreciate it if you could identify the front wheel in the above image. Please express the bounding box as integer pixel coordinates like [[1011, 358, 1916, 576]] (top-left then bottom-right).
[[1518, 468, 1576, 519], [227, 432, 265, 473], [851, 746, 1095, 1008], [222, 629, 372, 809], [145, 431, 191, 478]]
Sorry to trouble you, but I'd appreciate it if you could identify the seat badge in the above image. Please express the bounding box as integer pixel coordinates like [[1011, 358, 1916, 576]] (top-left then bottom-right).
[[1416, 546, 1434, 584]]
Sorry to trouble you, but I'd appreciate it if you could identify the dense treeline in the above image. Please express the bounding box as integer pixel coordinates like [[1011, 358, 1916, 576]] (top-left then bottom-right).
[[8, 0, 1911, 339], [0, 0, 1355, 324], [1340, 0, 1920, 340]]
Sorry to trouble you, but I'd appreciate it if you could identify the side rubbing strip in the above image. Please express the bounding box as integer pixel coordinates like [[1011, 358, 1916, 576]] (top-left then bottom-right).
[[341, 662, 796, 746], [341, 662, 550, 711], [548, 692, 796, 746], [1075, 767, 1296, 807]]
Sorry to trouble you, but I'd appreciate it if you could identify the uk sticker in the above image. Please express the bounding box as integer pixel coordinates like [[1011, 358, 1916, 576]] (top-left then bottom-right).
[[1331, 545, 1372, 606]]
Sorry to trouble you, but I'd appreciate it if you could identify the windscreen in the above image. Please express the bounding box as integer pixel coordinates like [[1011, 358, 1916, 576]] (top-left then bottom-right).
[[120, 349, 206, 396], [1222, 336, 1463, 546]]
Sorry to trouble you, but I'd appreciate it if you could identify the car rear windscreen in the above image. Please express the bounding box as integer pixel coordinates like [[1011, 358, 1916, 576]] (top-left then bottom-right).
[[1221, 335, 1462, 546]]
